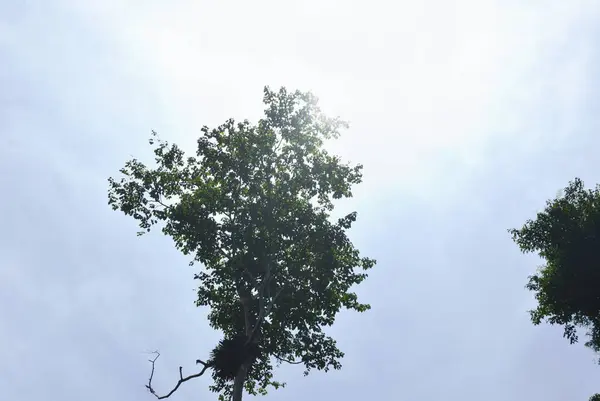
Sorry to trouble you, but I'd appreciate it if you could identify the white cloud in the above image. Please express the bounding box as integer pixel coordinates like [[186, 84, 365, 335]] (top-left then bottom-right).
[[2, 1, 600, 400], [60, 0, 599, 200]]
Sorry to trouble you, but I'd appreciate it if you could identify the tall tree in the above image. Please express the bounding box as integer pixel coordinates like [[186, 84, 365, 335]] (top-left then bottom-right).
[[108, 87, 375, 401], [509, 178, 600, 358], [590, 394, 600, 401]]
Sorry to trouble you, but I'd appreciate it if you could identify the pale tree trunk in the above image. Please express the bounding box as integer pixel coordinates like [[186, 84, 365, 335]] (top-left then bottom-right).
[[232, 362, 250, 401]]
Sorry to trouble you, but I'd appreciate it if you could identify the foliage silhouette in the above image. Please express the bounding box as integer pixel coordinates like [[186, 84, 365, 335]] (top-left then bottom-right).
[[108, 87, 375, 400], [510, 178, 600, 359]]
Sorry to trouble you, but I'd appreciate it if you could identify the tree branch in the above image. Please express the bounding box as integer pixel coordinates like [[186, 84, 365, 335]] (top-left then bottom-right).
[[249, 284, 284, 343], [254, 262, 271, 335], [145, 351, 212, 399], [151, 198, 169, 209], [238, 288, 254, 338], [274, 354, 303, 365]]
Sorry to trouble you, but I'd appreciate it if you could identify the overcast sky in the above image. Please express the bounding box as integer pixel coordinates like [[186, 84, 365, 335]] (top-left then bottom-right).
[[2, 1, 600, 400]]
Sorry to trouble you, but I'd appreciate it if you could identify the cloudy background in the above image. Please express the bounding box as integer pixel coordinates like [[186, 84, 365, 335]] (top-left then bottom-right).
[[2, 0, 600, 400]]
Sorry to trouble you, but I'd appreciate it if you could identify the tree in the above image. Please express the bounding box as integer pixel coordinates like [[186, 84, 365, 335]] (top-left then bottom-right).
[[590, 394, 600, 401], [108, 87, 376, 401], [509, 178, 600, 359]]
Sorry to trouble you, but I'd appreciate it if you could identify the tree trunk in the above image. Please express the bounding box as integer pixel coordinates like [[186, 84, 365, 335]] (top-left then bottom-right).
[[232, 362, 250, 401]]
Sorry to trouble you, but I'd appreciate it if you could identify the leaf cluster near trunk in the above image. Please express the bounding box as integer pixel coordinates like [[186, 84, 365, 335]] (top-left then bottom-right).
[[108, 87, 375, 399], [210, 334, 261, 382], [510, 178, 600, 358]]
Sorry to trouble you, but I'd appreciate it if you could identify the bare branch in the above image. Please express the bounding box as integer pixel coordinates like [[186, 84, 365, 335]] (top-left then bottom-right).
[[249, 283, 284, 344], [145, 351, 213, 399], [238, 289, 253, 338], [274, 354, 303, 365], [242, 267, 256, 282], [255, 263, 271, 331], [274, 135, 285, 154], [149, 197, 170, 210]]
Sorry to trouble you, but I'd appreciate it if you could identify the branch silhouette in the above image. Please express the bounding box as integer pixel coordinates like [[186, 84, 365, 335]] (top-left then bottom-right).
[[146, 351, 213, 399]]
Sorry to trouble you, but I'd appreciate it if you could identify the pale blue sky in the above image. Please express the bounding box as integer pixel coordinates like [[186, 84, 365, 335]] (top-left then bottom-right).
[[2, 1, 600, 400]]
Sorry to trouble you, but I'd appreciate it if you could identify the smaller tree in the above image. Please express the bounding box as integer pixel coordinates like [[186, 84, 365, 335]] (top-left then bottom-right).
[[590, 394, 600, 401], [509, 178, 600, 358]]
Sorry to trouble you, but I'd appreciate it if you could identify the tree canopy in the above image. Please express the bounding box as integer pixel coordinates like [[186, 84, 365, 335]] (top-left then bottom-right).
[[509, 177, 600, 358], [108, 87, 375, 400]]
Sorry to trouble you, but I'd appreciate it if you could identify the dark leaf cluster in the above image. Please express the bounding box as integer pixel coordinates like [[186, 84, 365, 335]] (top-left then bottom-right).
[[509, 178, 600, 357], [209, 334, 261, 382]]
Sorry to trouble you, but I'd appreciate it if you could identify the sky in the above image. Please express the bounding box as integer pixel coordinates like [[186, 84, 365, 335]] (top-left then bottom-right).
[[1, 0, 600, 400]]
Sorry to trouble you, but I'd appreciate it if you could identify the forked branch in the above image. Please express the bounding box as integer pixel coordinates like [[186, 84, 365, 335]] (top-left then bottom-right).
[[146, 351, 213, 399]]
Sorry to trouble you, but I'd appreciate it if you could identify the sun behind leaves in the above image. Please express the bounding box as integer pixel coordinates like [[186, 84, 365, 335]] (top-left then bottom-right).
[[108, 87, 375, 400]]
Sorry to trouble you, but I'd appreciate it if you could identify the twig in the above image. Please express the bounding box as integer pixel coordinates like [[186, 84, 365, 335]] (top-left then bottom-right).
[[274, 354, 303, 365], [145, 351, 213, 399]]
